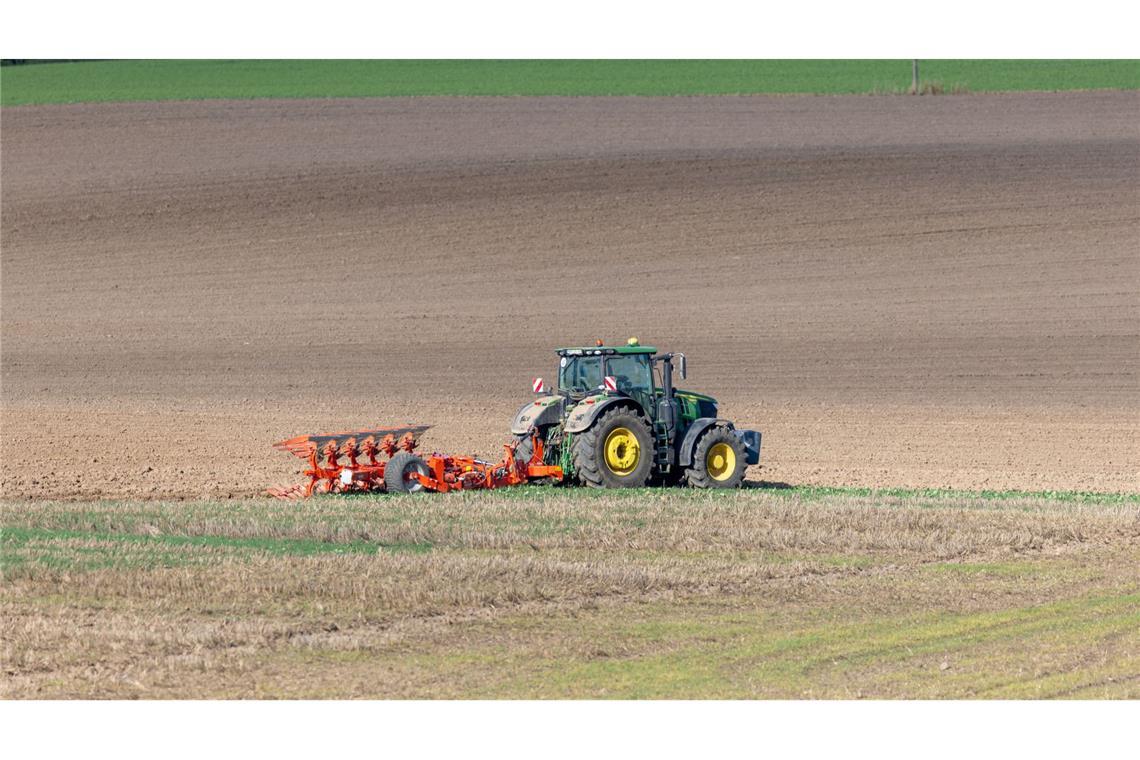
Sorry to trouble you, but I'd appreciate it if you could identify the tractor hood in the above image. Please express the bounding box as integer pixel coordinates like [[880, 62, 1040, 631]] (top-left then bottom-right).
[[674, 389, 719, 420]]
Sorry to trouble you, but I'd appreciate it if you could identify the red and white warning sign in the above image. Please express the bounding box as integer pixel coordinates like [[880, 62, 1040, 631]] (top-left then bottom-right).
[[603, 376, 618, 392], [532, 377, 545, 394]]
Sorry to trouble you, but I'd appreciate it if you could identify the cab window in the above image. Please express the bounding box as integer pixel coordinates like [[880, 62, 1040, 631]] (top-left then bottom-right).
[[605, 355, 653, 394], [558, 356, 603, 392]]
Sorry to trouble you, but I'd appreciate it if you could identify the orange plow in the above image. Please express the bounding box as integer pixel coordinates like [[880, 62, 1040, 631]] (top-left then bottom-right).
[[268, 425, 562, 498]]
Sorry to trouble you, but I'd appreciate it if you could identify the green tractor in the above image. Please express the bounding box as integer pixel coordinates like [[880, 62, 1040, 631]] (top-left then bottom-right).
[[510, 338, 761, 488]]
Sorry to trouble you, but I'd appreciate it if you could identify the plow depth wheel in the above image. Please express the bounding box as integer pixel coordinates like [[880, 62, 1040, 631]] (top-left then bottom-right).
[[385, 451, 430, 494]]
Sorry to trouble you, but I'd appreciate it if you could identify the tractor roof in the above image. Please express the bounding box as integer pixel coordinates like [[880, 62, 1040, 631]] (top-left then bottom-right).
[[556, 343, 657, 356]]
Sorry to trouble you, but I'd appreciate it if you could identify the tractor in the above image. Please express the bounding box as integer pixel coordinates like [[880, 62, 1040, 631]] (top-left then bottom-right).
[[268, 338, 761, 497], [510, 338, 761, 488]]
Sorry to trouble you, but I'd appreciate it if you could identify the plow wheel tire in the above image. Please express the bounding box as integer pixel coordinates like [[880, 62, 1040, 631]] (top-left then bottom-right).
[[385, 451, 430, 494], [573, 406, 653, 488], [685, 427, 747, 489]]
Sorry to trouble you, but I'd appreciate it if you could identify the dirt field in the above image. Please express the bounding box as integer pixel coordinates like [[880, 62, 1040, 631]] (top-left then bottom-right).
[[2, 93, 1138, 498]]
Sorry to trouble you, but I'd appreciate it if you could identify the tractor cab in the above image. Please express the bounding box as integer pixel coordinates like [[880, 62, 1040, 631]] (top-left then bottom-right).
[[556, 339, 657, 405]]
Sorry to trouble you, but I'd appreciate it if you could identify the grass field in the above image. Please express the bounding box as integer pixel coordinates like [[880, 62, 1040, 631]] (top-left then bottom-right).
[[2, 59, 1137, 106], [3, 486, 1137, 698]]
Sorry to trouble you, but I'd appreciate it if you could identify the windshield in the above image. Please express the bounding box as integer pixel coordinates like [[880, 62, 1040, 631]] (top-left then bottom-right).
[[558, 356, 603, 393]]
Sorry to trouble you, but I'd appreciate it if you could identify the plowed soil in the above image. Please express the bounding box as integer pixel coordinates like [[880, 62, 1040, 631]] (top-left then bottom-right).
[[2, 93, 1138, 499]]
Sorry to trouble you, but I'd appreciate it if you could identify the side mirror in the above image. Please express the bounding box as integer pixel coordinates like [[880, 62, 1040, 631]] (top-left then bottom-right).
[[677, 353, 687, 380]]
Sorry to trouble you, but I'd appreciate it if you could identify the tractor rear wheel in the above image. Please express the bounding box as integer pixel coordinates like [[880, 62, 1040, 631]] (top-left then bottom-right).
[[385, 451, 430, 494], [572, 406, 654, 488], [685, 427, 747, 489]]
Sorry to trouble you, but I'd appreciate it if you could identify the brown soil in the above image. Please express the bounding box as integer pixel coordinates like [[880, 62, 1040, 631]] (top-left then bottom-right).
[[2, 93, 1138, 499]]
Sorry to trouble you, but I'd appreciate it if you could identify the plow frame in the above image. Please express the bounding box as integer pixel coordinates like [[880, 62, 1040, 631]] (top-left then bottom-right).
[[302, 431, 421, 496], [412, 435, 562, 493]]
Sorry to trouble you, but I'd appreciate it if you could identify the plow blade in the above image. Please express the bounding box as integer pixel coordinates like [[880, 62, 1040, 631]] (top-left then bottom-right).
[[272, 425, 432, 460]]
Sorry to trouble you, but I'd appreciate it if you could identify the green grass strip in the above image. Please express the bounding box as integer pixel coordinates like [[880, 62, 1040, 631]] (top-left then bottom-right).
[[754, 484, 1140, 504], [324, 482, 1139, 505], [2, 60, 1137, 106]]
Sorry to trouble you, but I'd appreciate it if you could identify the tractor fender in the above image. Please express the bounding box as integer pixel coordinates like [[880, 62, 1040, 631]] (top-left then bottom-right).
[[509, 396, 565, 435], [563, 395, 641, 434], [677, 418, 735, 466]]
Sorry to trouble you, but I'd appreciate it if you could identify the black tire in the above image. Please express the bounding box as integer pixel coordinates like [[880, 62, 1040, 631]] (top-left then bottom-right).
[[685, 426, 747, 489], [571, 406, 654, 488], [385, 451, 430, 494], [513, 432, 536, 469]]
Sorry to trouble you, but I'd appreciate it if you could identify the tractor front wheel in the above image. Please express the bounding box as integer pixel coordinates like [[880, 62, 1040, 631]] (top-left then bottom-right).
[[685, 427, 747, 489], [572, 406, 654, 488]]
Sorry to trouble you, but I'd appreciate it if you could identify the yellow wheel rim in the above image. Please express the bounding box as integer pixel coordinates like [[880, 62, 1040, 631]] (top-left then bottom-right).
[[603, 427, 641, 476], [706, 442, 736, 481]]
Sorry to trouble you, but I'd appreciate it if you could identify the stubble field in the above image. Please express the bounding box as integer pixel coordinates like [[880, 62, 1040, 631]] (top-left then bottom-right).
[[4, 488, 1138, 698]]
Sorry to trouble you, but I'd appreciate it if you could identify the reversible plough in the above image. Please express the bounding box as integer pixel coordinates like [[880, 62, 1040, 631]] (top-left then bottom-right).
[[267, 425, 562, 498]]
